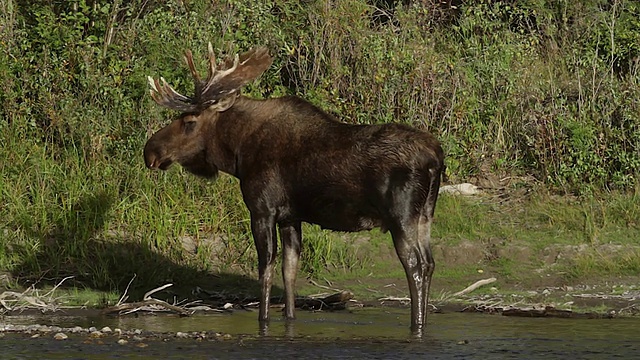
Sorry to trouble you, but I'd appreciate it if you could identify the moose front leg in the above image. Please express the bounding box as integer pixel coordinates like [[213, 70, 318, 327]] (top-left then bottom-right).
[[279, 222, 302, 319], [251, 215, 278, 323]]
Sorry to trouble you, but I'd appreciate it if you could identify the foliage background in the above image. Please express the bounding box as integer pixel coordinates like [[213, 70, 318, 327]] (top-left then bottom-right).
[[1, 0, 639, 295]]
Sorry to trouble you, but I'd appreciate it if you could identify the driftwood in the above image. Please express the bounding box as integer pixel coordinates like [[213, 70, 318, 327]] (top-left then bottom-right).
[[101, 298, 193, 316], [294, 291, 354, 311], [452, 278, 497, 297], [103, 283, 196, 316], [0, 276, 74, 313], [464, 302, 606, 319], [502, 305, 574, 318], [105, 279, 354, 316]]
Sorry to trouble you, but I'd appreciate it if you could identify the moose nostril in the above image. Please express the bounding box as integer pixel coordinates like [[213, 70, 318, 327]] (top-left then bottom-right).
[[145, 153, 158, 169]]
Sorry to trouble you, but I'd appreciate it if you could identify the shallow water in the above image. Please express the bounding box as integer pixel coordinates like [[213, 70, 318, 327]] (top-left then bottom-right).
[[2, 308, 639, 359]]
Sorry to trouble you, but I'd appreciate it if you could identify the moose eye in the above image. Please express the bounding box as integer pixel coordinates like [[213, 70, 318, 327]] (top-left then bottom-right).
[[183, 120, 197, 133]]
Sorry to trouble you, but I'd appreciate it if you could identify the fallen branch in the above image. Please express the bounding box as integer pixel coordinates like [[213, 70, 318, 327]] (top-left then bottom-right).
[[0, 276, 73, 312], [117, 274, 137, 306], [379, 296, 410, 302], [0, 291, 49, 311], [452, 278, 497, 297], [308, 278, 341, 292], [105, 282, 193, 316], [295, 290, 354, 311], [144, 283, 174, 300], [102, 298, 193, 316]]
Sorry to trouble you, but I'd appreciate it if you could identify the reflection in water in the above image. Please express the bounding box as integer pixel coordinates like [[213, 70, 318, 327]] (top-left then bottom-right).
[[2, 308, 640, 359]]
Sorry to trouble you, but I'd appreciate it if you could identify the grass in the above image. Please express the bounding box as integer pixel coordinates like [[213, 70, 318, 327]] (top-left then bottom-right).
[[1, 131, 638, 304], [1, 1, 639, 308], [292, 188, 640, 301]]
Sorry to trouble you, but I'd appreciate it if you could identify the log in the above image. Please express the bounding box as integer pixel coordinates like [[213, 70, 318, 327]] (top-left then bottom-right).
[[295, 290, 354, 311]]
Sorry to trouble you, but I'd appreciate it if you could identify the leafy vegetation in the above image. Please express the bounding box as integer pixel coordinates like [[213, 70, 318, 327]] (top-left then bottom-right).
[[1, 0, 639, 300]]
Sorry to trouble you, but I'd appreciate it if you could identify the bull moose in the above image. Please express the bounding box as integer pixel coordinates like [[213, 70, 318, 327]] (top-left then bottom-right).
[[144, 43, 445, 335]]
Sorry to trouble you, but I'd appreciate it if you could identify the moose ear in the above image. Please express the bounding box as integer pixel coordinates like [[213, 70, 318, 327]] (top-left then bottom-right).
[[212, 94, 238, 112]]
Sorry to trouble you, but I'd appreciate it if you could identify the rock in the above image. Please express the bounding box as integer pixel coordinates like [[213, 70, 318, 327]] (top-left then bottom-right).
[[53, 332, 68, 340], [70, 326, 84, 333], [439, 183, 481, 195], [176, 332, 188, 338], [117, 339, 128, 345], [101, 326, 112, 333], [37, 325, 51, 332]]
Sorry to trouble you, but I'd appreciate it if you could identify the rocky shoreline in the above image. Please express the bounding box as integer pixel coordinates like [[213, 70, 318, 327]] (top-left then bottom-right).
[[0, 322, 238, 345]]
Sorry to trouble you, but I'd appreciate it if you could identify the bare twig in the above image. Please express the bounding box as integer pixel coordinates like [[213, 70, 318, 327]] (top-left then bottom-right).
[[143, 283, 173, 300], [379, 296, 411, 302], [102, 298, 193, 316], [452, 278, 497, 297], [308, 278, 341, 292], [43, 276, 74, 299], [117, 274, 136, 306]]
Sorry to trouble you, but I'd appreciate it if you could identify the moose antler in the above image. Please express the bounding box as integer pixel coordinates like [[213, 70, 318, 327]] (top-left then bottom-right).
[[148, 43, 273, 113]]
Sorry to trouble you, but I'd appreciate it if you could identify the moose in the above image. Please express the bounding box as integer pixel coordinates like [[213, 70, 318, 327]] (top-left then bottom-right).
[[144, 44, 445, 335]]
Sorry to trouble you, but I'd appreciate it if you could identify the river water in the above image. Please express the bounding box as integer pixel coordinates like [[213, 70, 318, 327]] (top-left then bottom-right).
[[2, 308, 639, 359]]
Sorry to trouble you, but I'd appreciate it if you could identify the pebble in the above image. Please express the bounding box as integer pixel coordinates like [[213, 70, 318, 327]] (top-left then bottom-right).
[[70, 326, 84, 333], [53, 332, 68, 340], [101, 326, 112, 333], [176, 332, 189, 338], [117, 339, 128, 345]]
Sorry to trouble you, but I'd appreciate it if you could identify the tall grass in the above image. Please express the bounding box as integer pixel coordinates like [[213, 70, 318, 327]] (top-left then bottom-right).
[[1, 0, 639, 294]]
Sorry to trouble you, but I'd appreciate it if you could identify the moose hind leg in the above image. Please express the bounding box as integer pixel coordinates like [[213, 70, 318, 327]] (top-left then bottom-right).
[[279, 222, 302, 319], [391, 221, 433, 334], [417, 164, 441, 325], [418, 214, 435, 327]]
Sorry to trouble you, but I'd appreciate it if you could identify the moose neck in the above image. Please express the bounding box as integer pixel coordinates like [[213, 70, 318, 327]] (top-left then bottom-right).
[[204, 96, 271, 178]]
